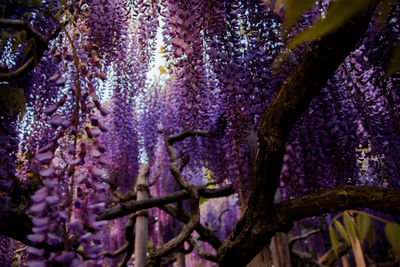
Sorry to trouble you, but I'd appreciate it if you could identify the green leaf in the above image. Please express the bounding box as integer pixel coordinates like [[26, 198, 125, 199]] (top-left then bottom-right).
[[0, 84, 26, 120], [11, 39, 20, 54], [356, 212, 373, 244], [366, 221, 374, 248], [387, 44, 400, 76], [287, 0, 373, 50], [54, 9, 63, 19], [385, 222, 400, 259], [0, 84, 14, 114], [58, 0, 68, 6], [329, 225, 339, 257], [14, 87, 26, 121], [283, 0, 317, 30], [19, 30, 27, 44], [23, 38, 36, 58], [199, 196, 209, 206], [343, 213, 357, 242], [334, 219, 350, 244], [0, 32, 10, 51]]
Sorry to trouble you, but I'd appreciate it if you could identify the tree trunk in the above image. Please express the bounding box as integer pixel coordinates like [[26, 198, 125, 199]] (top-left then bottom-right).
[[175, 250, 185, 267], [135, 164, 149, 267], [270, 190, 292, 267], [271, 232, 292, 267], [218, 3, 377, 266], [246, 130, 273, 267], [247, 245, 272, 267]]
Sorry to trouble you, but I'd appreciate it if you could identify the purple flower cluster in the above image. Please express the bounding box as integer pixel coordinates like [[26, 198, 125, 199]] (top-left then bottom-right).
[[2, 0, 400, 264]]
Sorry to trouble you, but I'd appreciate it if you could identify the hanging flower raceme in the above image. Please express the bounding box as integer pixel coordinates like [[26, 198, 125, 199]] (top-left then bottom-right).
[[27, 94, 73, 266], [27, 86, 111, 266], [24, 4, 114, 263]]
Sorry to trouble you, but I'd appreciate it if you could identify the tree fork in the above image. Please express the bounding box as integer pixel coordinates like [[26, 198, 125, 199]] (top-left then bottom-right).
[[218, 3, 379, 266]]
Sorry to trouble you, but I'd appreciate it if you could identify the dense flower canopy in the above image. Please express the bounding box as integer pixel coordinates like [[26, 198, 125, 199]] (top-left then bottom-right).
[[1, 0, 400, 266]]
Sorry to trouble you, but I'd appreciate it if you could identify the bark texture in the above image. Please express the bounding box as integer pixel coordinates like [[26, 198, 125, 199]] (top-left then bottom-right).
[[218, 4, 379, 266], [0, 18, 60, 81], [97, 185, 234, 221], [135, 164, 150, 267]]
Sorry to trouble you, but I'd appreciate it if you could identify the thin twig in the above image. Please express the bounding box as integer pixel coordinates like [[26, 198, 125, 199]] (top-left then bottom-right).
[[149, 163, 162, 187], [289, 228, 321, 248], [212, 208, 229, 233], [188, 238, 218, 263]]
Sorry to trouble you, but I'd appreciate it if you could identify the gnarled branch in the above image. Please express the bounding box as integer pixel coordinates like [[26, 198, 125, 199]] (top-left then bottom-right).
[[218, 2, 378, 266], [160, 204, 222, 250], [276, 186, 400, 223], [220, 185, 400, 266], [0, 18, 48, 44], [188, 238, 218, 263], [0, 18, 60, 81], [97, 184, 234, 221], [102, 213, 139, 267], [146, 132, 204, 266]]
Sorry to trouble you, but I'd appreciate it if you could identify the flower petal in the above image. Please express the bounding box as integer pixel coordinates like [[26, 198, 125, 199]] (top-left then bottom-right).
[[35, 151, 54, 164], [45, 195, 59, 205], [39, 168, 55, 178], [30, 202, 47, 214], [27, 233, 45, 243], [27, 246, 45, 257], [43, 179, 57, 189], [31, 188, 48, 203], [46, 233, 62, 246], [90, 167, 107, 178], [32, 217, 49, 227], [27, 261, 46, 267], [43, 103, 59, 116]]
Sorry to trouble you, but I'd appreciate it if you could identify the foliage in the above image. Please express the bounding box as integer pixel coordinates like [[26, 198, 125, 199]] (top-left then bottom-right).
[[329, 210, 400, 262], [0, 84, 25, 120], [281, 0, 400, 76]]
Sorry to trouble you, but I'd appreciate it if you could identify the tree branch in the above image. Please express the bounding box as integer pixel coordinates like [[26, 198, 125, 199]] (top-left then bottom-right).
[[211, 208, 229, 233], [276, 186, 400, 223], [0, 18, 48, 44], [220, 185, 400, 266], [0, 56, 36, 81], [0, 18, 60, 81], [160, 204, 222, 250], [117, 213, 137, 267], [289, 228, 321, 248], [291, 249, 326, 267], [149, 163, 162, 187], [188, 238, 218, 263], [146, 132, 205, 266], [160, 243, 194, 266], [97, 184, 234, 221], [318, 242, 350, 266], [167, 130, 214, 145], [218, 2, 378, 266], [102, 213, 138, 267]]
